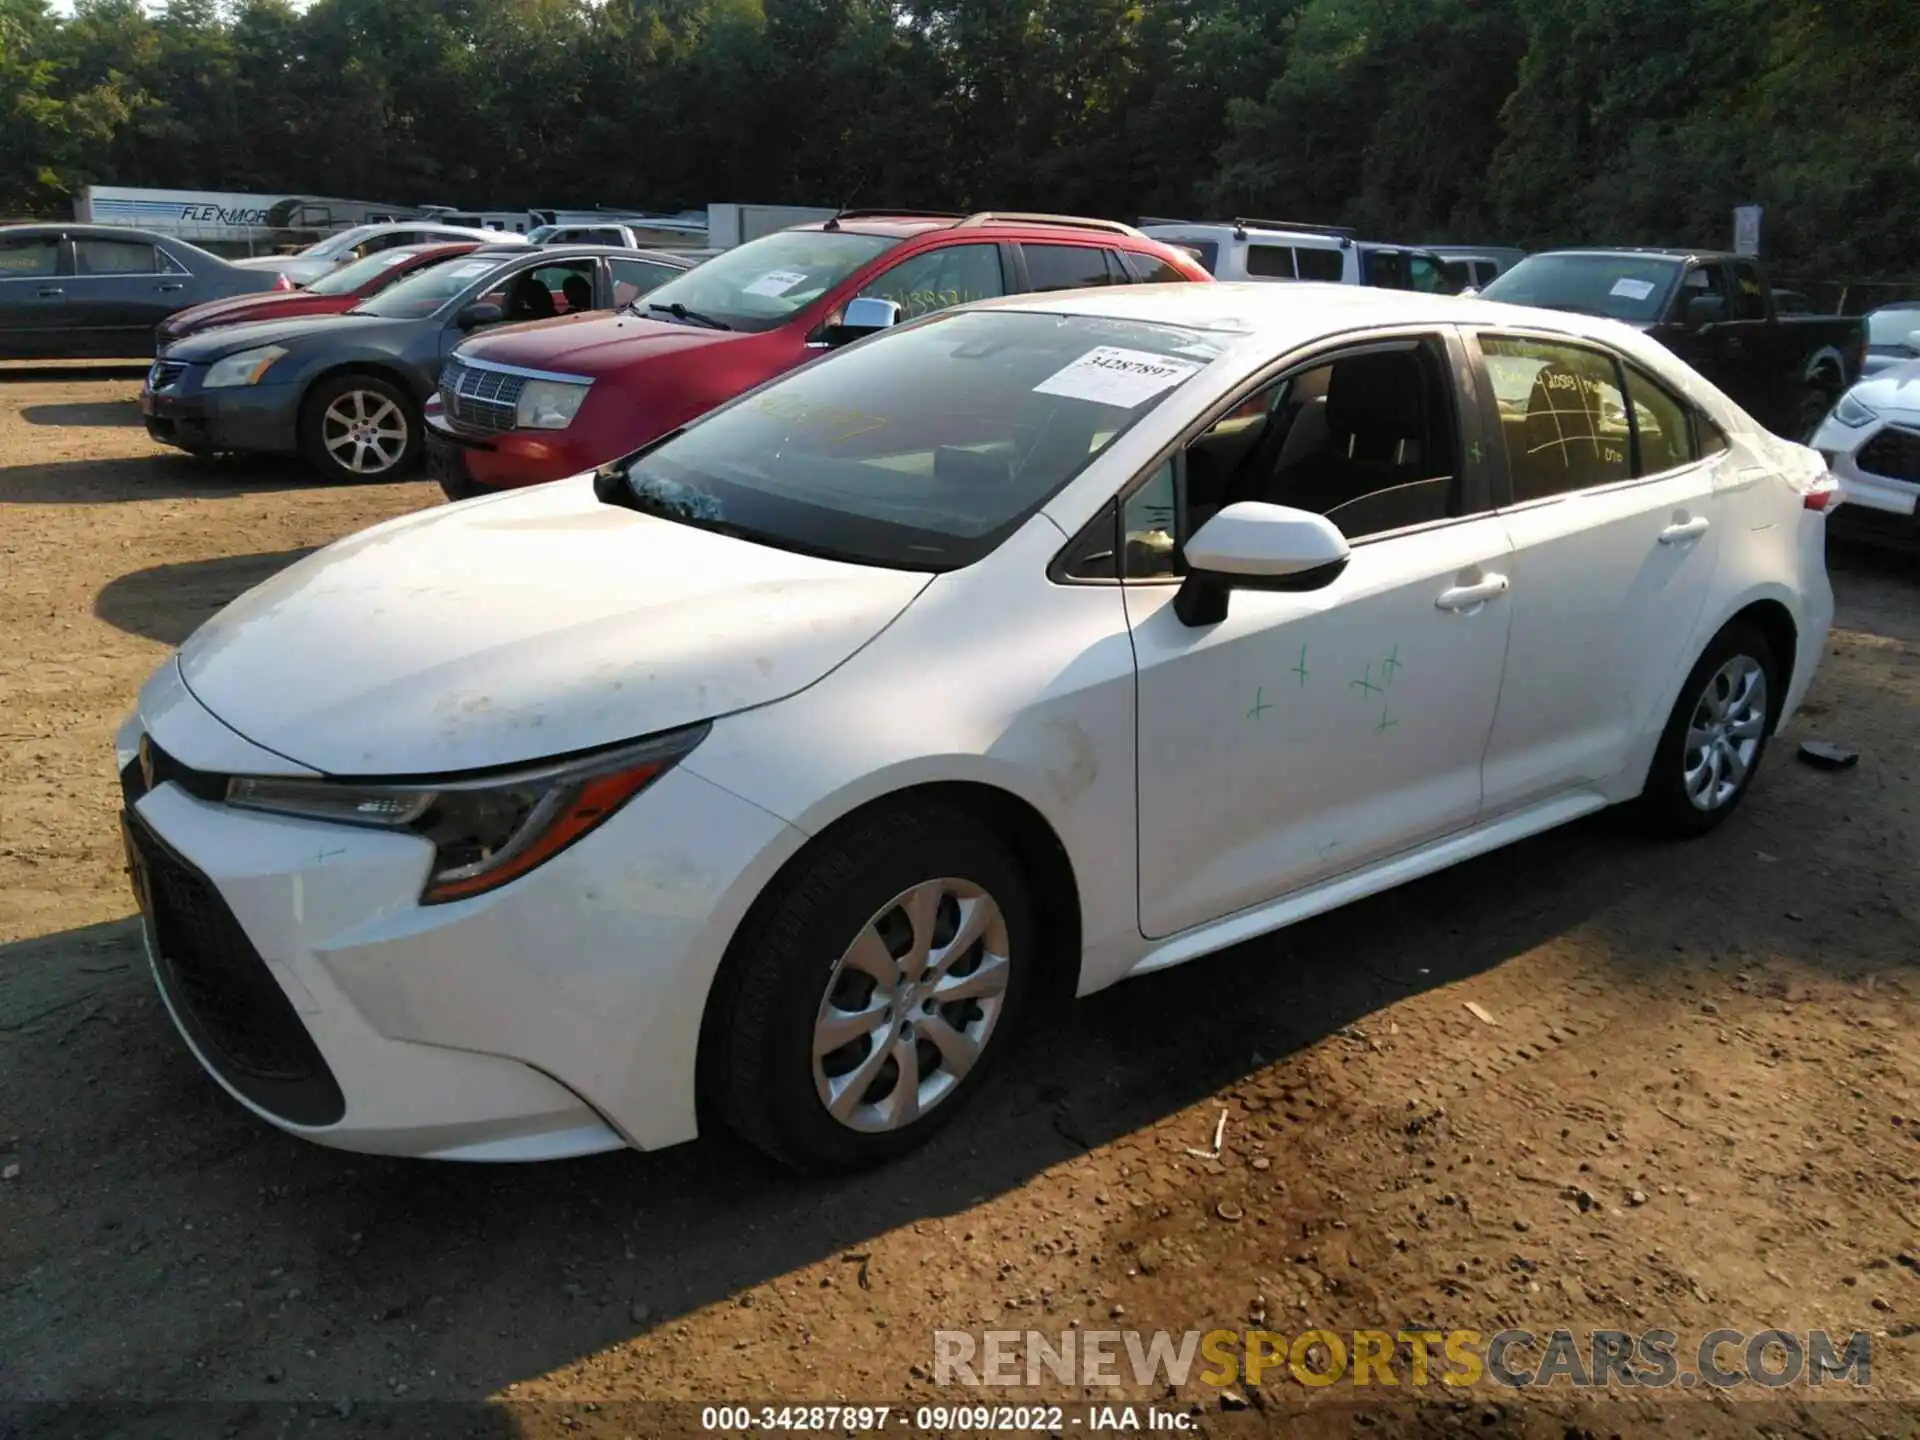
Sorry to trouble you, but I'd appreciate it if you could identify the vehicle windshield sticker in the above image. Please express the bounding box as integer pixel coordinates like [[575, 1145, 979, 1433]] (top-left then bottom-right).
[[376, 251, 415, 268], [1610, 278, 1657, 301], [446, 261, 496, 278], [1033, 346, 1204, 408], [742, 269, 809, 298]]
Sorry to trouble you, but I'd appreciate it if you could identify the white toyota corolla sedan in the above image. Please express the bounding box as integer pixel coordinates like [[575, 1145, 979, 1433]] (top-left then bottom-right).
[[116, 283, 1838, 1172]]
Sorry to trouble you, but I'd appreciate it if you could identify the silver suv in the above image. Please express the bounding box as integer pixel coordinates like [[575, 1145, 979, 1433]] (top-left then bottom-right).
[[1138, 218, 1456, 292]]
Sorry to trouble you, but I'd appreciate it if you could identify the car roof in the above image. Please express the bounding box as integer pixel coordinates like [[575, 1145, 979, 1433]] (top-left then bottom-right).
[[976, 280, 1666, 354], [468, 243, 694, 267], [1531, 247, 1739, 265], [796, 211, 1151, 243]]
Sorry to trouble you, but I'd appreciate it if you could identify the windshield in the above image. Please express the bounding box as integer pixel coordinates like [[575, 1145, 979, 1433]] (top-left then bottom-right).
[[297, 225, 377, 260], [633, 229, 898, 332], [1481, 254, 1680, 322], [1867, 307, 1920, 347], [609, 308, 1229, 570], [307, 246, 441, 297], [350, 255, 507, 319]]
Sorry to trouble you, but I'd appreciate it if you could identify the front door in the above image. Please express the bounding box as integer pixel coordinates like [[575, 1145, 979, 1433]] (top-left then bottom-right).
[[1124, 329, 1515, 938], [1469, 330, 1728, 814]]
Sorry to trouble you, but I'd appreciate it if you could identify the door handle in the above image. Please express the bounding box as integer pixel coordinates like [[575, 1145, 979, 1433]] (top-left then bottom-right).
[[36, 287, 62, 298], [1435, 574, 1509, 612], [155, 282, 184, 293], [1659, 516, 1711, 544]]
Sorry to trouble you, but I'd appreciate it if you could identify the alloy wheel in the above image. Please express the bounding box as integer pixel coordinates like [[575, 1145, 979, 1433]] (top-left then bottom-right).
[[321, 390, 409, 475]]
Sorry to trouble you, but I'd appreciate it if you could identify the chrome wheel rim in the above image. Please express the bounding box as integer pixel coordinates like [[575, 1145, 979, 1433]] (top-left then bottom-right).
[[321, 390, 408, 475], [812, 878, 1011, 1134], [1683, 654, 1767, 812]]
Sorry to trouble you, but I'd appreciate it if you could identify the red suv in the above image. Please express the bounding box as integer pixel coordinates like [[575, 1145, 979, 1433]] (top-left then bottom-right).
[[424, 211, 1213, 498]]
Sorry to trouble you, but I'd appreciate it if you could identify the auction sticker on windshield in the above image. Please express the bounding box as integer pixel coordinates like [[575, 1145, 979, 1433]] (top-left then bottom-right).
[[1610, 278, 1657, 301], [743, 269, 809, 298], [1033, 346, 1203, 408], [445, 260, 498, 278]]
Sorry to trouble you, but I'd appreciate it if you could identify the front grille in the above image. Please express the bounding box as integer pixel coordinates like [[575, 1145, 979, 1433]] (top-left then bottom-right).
[[440, 357, 528, 434], [1856, 425, 1920, 484], [148, 360, 187, 392], [124, 810, 345, 1127]]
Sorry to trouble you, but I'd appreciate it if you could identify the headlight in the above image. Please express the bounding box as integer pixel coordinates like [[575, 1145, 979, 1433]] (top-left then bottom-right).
[[1831, 391, 1878, 428], [204, 345, 289, 388], [516, 378, 591, 429], [224, 724, 707, 904]]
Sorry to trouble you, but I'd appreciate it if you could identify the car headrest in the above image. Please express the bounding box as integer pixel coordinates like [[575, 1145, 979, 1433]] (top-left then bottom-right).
[[1325, 351, 1425, 438]]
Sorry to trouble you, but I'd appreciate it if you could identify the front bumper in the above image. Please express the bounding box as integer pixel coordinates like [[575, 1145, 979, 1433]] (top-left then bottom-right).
[[424, 409, 592, 495], [1809, 410, 1920, 520], [115, 695, 807, 1160], [141, 365, 301, 457]]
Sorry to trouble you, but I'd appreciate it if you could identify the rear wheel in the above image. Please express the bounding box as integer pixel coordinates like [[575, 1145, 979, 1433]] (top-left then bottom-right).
[[707, 805, 1033, 1173], [1634, 621, 1778, 836], [300, 374, 420, 483]]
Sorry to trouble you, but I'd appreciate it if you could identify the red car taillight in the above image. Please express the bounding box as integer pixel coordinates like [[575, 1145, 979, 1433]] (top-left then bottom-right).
[[1803, 473, 1842, 511]]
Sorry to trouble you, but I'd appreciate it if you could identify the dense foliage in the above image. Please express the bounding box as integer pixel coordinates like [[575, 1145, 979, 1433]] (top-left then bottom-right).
[[4, 0, 1918, 274]]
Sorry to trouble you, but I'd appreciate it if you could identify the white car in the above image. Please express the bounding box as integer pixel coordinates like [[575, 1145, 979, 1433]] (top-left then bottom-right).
[[1808, 359, 1920, 539], [232, 222, 527, 287], [115, 283, 1837, 1172]]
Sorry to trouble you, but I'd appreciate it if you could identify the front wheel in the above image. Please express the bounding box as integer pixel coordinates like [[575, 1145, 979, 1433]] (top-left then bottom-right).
[[300, 374, 421, 483], [1634, 621, 1778, 836], [706, 805, 1033, 1173]]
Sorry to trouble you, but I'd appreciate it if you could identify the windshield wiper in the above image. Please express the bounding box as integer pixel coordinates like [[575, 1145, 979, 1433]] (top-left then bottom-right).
[[645, 301, 732, 331]]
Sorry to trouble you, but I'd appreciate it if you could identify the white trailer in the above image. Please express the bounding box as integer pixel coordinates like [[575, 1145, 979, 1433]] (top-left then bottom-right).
[[75, 186, 422, 250], [706, 202, 840, 249]]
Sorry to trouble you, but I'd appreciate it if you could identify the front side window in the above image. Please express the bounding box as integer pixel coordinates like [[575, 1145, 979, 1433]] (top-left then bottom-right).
[[1479, 334, 1631, 502], [1023, 243, 1117, 293], [478, 261, 596, 321], [1479, 254, 1680, 323], [1623, 363, 1699, 474], [633, 229, 898, 332], [1361, 250, 1409, 289], [858, 243, 1006, 319], [1679, 265, 1728, 326], [0, 236, 59, 277], [1121, 461, 1180, 578], [609, 309, 1228, 570], [1730, 262, 1766, 321], [76, 238, 157, 275], [1180, 337, 1463, 543]]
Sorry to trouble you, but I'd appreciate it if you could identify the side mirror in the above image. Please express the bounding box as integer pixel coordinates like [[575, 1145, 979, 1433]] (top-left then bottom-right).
[[456, 301, 504, 332], [1173, 502, 1351, 627], [823, 296, 901, 348]]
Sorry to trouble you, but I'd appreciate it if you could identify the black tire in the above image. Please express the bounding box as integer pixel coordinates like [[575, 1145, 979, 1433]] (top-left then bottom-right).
[[1633, 620, 1779, 837], [1795, 383, 1836, 443], [706, 804, 1034, 1173], [298, 373, 422, 484]]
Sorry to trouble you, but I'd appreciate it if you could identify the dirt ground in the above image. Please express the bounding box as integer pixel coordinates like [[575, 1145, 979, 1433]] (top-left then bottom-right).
[[1, 367, 1916, 1439]]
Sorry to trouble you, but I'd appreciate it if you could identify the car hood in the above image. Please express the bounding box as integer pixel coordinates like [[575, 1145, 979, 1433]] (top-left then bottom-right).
[[1847, 359, 1920, 418], [455, 311, 748, 379], [164, 311, 410, 362], [163, 292, 315, 331], [175, 477, 932, 775]]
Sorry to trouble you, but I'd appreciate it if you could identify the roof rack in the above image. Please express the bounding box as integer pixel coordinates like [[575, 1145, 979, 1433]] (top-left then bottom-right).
[[954, 211, 1145, 238], [822, 208, 968, 230], [1233, 217, 1356, 240]]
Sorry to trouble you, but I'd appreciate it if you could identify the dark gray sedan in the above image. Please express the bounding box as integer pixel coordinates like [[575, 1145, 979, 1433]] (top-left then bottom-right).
[[0, 223, 285, 360], [141, 244, 691, 483]]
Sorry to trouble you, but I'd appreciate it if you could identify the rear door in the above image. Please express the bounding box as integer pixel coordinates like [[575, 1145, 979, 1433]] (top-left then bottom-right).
[[1470, 329, 1728, 814], [0, 232, 67, 359], [66, 235, 185, 357]]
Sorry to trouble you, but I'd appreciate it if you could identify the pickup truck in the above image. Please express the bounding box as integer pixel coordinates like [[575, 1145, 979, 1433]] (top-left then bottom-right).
[[1480, 249, 1865, 439]]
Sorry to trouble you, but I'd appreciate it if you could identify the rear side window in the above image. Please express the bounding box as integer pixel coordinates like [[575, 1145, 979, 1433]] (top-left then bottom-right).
[[1123, 251, 1189, 285], [1246, 244, 1295, 278], [1622, 364, 1698, 474], [1294, 246, 1344, 282], [76, 238, 158, 275], [0, 237, 59, 277], [1479, 334, 1631, 502], [1023, 243, 1117, 293]]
